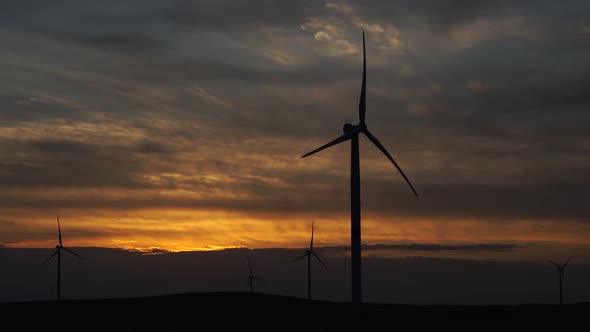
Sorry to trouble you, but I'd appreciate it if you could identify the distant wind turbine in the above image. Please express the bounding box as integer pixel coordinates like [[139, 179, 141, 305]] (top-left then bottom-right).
[[549, 257, 571, 305], [42, 216, 85, 301], [301, 31, 418, 314], [247, 258, 266, 294], [294, 221, 327, 301]]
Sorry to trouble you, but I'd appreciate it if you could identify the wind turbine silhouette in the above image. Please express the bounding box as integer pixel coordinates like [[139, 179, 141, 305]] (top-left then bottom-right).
[[549, 257, 571, 305], [247, 258, 266, 294], [294, 221, 327, 301], [301, 31, 418, 314], [42, 216, 85, 301]]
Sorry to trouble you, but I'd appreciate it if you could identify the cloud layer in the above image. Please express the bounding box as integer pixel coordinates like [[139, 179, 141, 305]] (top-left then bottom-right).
[[1, 1, 589, 250]]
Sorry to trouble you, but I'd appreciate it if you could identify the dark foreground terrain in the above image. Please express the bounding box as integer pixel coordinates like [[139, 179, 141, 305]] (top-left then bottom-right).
[[1, 292, 588, 329]]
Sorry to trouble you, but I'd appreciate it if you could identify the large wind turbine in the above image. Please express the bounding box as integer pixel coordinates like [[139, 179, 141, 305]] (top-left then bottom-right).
[[549, 257, 571, 305], [294, 221, 327, 301], [247, 259, 266, 294], [43, 216, 85, 301], [301, 31, 418, 314]]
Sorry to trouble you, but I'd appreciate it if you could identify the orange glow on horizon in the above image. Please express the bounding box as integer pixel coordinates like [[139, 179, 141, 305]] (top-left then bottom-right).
[[2, 208, 590, 261]]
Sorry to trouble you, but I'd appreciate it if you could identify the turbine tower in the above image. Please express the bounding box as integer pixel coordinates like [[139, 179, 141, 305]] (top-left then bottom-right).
[[549, 257, 571, 305], [301, 31, 418, 314], [247, 259, 266, 294], [43, 216, 85, 301], [294, 221, 327, 301]]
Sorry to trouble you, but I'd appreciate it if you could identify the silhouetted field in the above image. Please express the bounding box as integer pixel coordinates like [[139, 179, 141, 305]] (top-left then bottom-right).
[[1, 292, 588, 328]]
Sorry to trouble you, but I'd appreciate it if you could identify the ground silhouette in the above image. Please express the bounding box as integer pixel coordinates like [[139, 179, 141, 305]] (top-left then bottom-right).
[[2, 291, 588, 327]]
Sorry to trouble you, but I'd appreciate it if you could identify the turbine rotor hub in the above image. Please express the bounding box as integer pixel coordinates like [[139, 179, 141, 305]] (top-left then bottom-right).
[[343, 123, 363, 134], [343, 123, 353, 133]]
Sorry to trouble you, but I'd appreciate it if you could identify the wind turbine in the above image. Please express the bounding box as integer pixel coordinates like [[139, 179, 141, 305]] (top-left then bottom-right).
[[42, 216, 85, 301], [301, 31, 418, 314], [294, 221, 327, 301], [247, 258, 266, 294], [549, 257, 571, 305]]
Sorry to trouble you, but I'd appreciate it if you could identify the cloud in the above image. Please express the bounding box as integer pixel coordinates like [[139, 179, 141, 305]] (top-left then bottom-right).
[[466, 80, 488, 91], [135, 140, 177, 155], [323, 243, 523, 253], [325, 2, 354, 15], [161, 0, 319, 30], [0, 92, 88, 123], [78, 33, 173, 53], [0, 139, 148, 188]]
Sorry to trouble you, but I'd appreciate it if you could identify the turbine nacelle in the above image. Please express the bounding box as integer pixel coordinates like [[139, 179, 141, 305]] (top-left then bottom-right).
[[343, 123, 365, 135], [343, 123, 353, 133]]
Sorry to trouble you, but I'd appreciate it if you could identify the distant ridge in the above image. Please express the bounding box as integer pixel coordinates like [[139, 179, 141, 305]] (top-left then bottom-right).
[[2, 291, 589, 322]]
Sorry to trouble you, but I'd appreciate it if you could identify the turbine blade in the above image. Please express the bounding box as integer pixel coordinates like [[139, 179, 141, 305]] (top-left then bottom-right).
[[548, 260, 560, 269], [311, 251, 328, 270], [253, 276, 267, 282], [310, 221, 314, 250], [248, 259, 253, 276], [359, 30, 366, 126], [563, 257, 572, 269], [42, 250, 58, 264], [363, 129, 418, 196], [63, 247, 86, 261], [294, 253, 308, 262], [301, 134, 351, 158], [57, 215, 62, 247]]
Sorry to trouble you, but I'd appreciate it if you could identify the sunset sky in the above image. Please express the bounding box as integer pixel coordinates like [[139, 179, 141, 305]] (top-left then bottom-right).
[[1, 1, 589, 261]]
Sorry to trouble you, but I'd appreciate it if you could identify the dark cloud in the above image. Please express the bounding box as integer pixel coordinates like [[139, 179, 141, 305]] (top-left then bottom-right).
[[353, 0, 589, 33], [0, 0, 53, 23], [323, 243, 522, 253], [78, 34, 173, 53], [128, 247, 171, 255], [93, 55, 356, 88], [0, 219, 16, 226], [0, 139, 148, 189], [161, 0, 320, 30], [0, 0, 589, 236], [135, 140, 177, 154], [0, 175, 588, 223], [0, 224, 118, 244], [0, 93, 87, 123], [363, 182, 590, 221], [353, 0, 511, 29]]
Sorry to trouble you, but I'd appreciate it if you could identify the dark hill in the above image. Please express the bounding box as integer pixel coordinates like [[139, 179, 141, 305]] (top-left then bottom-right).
[[1, 292, 588, 328]]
